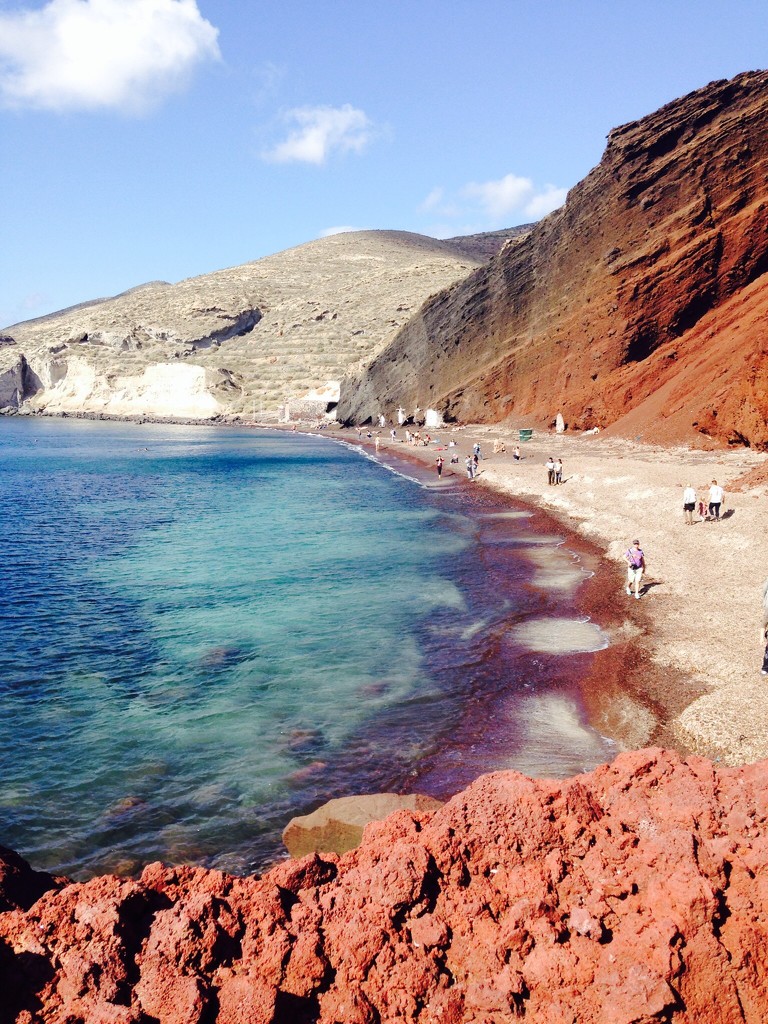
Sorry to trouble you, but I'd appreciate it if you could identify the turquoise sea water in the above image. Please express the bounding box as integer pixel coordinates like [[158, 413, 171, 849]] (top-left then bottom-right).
[[0, 419, 614, 878]]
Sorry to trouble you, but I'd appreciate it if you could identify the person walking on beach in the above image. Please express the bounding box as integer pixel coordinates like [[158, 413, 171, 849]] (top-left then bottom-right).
[[545, 457, 555, 485], [708, 479, 725, 520], [554, 458, 563, 485], [436, 456, 444, 479], [465, 455, 475, 480], [513, 446, 521, 461], [683, 483, 697, 525], [624, 539, 646, 600]]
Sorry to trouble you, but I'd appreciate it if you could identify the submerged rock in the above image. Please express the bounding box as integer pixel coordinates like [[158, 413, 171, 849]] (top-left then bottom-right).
[[282, 792, 444, 857], [2, 748, 768, 1021]]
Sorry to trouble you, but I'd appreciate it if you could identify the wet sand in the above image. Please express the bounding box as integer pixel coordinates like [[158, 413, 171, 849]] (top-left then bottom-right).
[[337, 423, 768, 766]]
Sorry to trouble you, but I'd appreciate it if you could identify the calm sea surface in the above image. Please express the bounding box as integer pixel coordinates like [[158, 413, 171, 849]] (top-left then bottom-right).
[[0, 419, 614, 878]]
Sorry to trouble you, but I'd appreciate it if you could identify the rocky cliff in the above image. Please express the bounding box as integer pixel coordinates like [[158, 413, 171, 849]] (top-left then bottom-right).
[[338, 72, 768, 449], [2, 749, 768, 1023], [1, 230, 518, 421]]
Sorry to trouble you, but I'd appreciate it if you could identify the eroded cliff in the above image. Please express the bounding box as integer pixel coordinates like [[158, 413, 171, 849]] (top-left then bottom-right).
[[339, 71, 768, 449], [2, 749, 768, 1023], [2, 231, 510, 421]]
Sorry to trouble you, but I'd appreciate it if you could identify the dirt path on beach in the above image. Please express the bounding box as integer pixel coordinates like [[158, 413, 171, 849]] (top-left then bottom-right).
[[339, 423, 768, 766]]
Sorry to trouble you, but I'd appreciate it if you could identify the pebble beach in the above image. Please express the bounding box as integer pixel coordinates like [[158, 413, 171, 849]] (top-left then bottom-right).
[[343, 422, 768, 766]]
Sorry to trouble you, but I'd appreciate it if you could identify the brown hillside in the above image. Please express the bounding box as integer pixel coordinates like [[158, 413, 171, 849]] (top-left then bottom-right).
[[338, 71, 768, 449], [0, 231, 494, 420]]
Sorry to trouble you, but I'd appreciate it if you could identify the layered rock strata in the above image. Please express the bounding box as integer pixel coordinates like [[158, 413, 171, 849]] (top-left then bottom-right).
[[339, 71, 768, 449], [2, 749, 768, 1023]]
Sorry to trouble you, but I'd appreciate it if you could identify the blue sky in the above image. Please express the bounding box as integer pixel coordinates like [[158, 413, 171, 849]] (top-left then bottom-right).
[[1, 0, 766, 327]]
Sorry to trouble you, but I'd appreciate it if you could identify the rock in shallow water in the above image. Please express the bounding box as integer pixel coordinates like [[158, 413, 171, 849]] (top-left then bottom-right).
[[282, 791, 444, 857]]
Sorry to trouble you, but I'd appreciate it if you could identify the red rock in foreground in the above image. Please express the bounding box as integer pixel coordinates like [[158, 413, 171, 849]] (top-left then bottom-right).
[[2, 748, 768, 1023]]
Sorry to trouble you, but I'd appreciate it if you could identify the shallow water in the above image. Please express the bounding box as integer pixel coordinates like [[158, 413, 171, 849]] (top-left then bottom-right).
[[0, 420, 615, 877]]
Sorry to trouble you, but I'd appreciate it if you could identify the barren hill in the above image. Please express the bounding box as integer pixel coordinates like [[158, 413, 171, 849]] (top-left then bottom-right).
[[338, 71, 768, 449], [0, 230, 516, 420]]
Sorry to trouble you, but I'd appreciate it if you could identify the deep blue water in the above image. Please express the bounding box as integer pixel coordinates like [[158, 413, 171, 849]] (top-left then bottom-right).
[[0, 419, 614, 878]]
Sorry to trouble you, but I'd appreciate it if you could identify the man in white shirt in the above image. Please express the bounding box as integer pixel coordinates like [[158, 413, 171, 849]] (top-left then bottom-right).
[[708, 480, 725, 521]]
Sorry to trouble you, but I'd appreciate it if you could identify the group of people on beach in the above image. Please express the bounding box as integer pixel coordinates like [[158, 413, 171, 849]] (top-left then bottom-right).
[[545, 457, 564, 485], [625, 480, 727, 606], [434, 442, 484, 480], [357, 423, 768, 677], [682, 480, 726, 524]]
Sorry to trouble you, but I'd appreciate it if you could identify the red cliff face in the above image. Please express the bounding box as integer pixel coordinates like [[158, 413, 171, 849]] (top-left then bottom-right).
[[339, 71, 768, 448], [2, 749, 768, 1023]]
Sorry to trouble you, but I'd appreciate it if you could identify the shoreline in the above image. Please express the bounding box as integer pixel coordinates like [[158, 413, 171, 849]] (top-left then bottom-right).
[[329, 430, 692, 763], [7, 409, 767, 766], [332, 422, 768, 766]]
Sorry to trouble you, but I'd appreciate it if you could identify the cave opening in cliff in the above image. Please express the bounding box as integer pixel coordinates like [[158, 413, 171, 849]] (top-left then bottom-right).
[[623, 325, 660, 363]]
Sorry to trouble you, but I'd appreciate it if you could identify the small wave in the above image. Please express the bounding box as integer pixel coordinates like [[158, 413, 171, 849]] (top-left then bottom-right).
[[510, 617, 609, 655]]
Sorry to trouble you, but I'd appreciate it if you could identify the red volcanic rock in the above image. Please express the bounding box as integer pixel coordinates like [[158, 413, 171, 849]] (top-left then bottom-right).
[[339, 71, 768, 449], [2, 749, 768, 1021], [0, 845, 63, 913]]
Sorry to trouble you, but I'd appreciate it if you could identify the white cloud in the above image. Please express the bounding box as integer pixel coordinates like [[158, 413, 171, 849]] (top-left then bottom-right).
[[463, 173, 536, 219], [419, 186, 444, 212], [463, 173, 567, 221], [320, 225, 363, 237], [422, 173, 567, 232], [263, 104, 373, 165], [522, 184, 568, 219], [1, 290, 51, 327], [0, 0, 220, 113]]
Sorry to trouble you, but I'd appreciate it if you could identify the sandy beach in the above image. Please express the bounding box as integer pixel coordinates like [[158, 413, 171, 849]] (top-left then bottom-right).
[[342, 422, 768, 766]]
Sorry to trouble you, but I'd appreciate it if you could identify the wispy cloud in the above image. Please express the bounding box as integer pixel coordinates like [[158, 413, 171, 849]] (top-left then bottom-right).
[[0, 0, 220, 113], [1, 290, 52, 328], [320, 225, 364, 237], [463, 174, 542, 219], [418, 186, 459, 219], [263, 104, 373, 165], [421, 172, 567, 230], [522, 184, 569, 219]]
